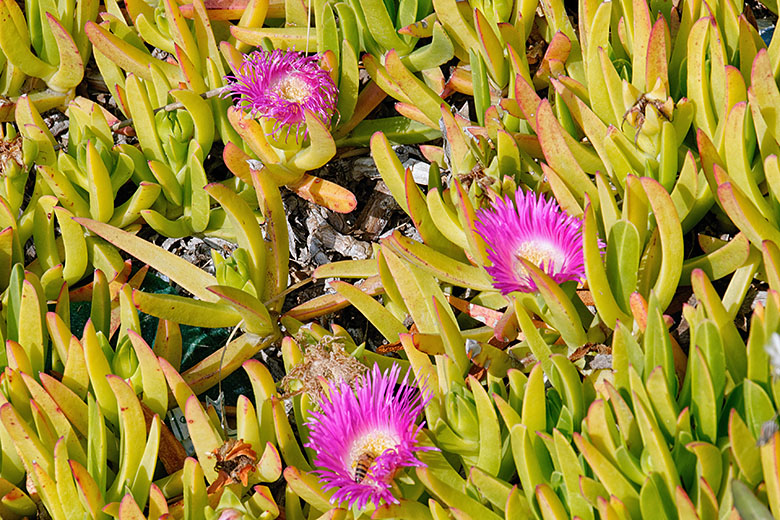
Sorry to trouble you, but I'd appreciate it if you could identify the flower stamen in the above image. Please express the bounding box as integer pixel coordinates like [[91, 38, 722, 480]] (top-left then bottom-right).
[[271, 73, 312, 103], [514, 240, 566, 274]]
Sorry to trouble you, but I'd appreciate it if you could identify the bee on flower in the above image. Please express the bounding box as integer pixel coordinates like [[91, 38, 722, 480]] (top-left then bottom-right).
[[304, 363, 435, 510]]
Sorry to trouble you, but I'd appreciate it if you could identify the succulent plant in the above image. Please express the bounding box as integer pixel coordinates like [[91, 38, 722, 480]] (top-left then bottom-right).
[[0, 0, 96, 104], [0, 0, 779, 517]]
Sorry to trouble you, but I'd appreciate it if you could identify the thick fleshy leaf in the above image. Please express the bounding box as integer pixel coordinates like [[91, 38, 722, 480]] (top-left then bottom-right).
[[760, 431, 780, 517], [330, 280, 407, 342], [574, 432, 640, 517], [75, 218, 218, 302], [288, 174, 357, 214], [520, 258, 587, 347], [283, 467, 334, 511], [85, 22, 181, 83], [417, 467, 503, 520], [733, 479, 774, 520], [181, 331, 278, 396], [206, 285, 274, 335], [384, 230, 492, 291], [285, 275, 384, 321]]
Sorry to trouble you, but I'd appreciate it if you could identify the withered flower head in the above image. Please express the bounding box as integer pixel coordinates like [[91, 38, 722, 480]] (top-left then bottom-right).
[[207, 439, 258, 494], [280, 336, 367, 408], [0, 134, 23, 175]]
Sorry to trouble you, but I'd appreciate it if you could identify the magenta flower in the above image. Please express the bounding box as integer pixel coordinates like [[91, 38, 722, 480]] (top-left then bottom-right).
[[475, 190, 586, 294], [305, 363, 433, 510], [225, 49, 338, 138]]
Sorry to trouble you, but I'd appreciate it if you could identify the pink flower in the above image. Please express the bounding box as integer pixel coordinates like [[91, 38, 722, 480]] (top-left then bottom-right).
[[217, 510, 243, 520], [225, 49, 338, 139], [305, 364, 433, 510], [475, 190, 586, 294]]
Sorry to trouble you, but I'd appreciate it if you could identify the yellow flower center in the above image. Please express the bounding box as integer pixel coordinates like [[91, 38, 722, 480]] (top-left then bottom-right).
[[348, 431, 399, 476], [514, 240, 565, 275], [272, 73, 311, 103]]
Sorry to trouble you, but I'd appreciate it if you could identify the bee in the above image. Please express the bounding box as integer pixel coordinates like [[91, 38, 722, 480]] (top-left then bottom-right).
[[353, 452, 376, 483]]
